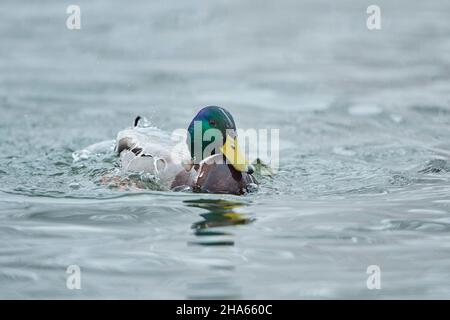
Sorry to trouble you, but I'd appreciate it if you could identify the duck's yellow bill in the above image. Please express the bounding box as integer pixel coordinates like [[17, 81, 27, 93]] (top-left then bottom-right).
[[220, 135, 253, 174]]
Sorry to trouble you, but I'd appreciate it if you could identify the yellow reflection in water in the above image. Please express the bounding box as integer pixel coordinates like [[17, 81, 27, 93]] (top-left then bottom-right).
[[184, 199, 254, 246]]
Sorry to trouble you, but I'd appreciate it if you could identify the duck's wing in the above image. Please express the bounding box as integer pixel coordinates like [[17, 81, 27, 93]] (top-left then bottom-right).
[[116, 128, 150, 156], [115, 127, 169, 174], [119, 149, 166, 174]]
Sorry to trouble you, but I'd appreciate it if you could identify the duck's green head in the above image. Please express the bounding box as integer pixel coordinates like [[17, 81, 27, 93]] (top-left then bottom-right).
[[187, 106, 254, 174]]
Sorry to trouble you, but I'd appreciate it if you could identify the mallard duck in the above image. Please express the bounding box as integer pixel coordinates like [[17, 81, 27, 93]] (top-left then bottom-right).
[[115, 106, 258, 195]]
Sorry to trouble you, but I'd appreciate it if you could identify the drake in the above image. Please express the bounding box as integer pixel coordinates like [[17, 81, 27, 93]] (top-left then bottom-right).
[[115, 106, 258, 195]]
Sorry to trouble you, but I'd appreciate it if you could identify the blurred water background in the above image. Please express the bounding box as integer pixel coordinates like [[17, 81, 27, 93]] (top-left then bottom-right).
[[0, 0, 449, 298]]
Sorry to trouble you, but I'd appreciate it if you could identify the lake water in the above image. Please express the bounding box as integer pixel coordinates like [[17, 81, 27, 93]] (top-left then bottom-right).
[[0, 0, 450, 299]]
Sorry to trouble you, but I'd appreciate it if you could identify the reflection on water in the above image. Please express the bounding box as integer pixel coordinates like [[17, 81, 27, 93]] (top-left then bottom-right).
[[185, 199, 254, 246], [184, 199, 253, 298]]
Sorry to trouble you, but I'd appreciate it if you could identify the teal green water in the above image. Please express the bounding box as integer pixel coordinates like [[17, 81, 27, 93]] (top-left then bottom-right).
[[0, 0, 450, 298]]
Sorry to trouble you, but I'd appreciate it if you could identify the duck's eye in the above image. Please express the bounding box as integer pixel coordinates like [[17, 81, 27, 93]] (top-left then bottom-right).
[[209, 119, 216, 126]]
